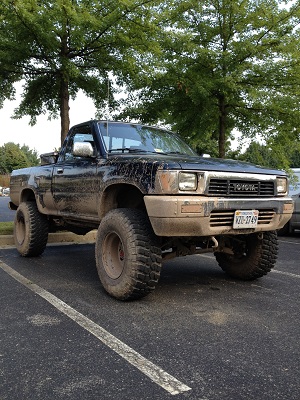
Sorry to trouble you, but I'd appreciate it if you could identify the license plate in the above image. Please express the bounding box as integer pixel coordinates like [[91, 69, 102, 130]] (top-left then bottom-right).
[[233, 210, 259, 229]]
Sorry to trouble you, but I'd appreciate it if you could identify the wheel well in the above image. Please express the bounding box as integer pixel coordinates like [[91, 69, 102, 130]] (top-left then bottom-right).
[[20, 189, 36, 203], [99, 184, 145, 219]]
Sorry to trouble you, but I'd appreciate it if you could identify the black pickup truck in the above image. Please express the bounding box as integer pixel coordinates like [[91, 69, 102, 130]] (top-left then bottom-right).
[[9, 120, 293, 300]]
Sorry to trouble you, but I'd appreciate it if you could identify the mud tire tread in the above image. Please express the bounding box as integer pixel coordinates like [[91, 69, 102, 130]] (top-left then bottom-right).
[[95, 208, 162, 300], [14, 201, 49, 257], [215, 231, 278, 280]]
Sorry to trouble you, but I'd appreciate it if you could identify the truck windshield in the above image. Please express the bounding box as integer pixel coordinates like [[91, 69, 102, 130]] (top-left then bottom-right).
[[98, 122, 197, 156]]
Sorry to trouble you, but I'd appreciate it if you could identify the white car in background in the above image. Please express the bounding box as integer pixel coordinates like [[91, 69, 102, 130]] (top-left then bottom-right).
[[279, 169, 300, 234], [2, 187, 10, 196], [287, 190, 300, 233]]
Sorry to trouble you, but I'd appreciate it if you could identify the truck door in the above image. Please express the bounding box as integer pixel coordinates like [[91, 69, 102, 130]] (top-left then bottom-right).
[[52, 125, 99, 219]]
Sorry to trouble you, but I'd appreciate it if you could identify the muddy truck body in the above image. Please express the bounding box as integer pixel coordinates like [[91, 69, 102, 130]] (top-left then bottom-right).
[[9, 120, 293, 300]]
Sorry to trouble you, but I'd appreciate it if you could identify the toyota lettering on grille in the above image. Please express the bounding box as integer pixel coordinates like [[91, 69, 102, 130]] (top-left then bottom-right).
[[232, 183, 257, 192]]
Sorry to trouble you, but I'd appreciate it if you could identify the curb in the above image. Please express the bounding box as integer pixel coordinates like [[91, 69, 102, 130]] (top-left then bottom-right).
[[0, 230, 97, 248]]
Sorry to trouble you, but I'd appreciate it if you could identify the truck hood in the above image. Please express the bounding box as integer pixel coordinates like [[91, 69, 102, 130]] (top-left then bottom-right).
[[175, 156, 284, 175], [110, 154, 285, 176]]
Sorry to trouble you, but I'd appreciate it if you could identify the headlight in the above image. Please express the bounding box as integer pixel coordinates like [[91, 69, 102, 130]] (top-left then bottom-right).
[[155, 170, 204, 193], [276, 177, 288, 195], [179, 172, 197, 191]]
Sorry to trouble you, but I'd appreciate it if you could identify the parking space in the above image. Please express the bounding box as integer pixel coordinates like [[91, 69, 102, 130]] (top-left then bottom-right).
[[0, 236, 300, 399]]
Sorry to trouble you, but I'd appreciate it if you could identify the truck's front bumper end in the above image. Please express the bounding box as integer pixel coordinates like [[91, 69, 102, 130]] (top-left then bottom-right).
[[8, 201, 18, 211], [144, 196, 294, 237]]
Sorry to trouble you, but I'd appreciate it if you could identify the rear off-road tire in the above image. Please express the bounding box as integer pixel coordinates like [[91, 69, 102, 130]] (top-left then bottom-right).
[[95, 209, 162, 300], [215, 231, 278, 280], [14, 201, 49, 257]]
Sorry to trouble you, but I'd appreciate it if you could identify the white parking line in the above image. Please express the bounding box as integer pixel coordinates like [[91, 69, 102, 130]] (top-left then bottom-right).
[[278, 239, 300, 245], [272, 270, 300, 279], [197, 254, 214, 259], [0, 261, 191, 396]]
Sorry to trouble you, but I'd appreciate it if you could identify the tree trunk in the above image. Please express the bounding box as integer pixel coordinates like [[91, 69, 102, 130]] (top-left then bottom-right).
[[218, 96, 226, 158], [60, 77, 70, 146]]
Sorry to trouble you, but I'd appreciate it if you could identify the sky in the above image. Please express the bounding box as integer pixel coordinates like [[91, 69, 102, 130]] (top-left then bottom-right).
[[0, 82, 97, 156]]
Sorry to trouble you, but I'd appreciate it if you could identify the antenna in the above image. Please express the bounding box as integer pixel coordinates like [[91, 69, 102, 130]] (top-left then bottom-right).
[[106, 74, 109, 159]]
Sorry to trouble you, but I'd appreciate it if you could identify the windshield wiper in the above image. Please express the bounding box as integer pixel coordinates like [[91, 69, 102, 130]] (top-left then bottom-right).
[[165, 151, 186, 155], [108, 148, 167, 154], [108, 148, 132, 153]]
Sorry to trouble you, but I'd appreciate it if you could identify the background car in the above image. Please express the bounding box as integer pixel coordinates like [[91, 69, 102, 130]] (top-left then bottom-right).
[[277, 168, 300, 235], [286, 190, 300, 232], [2, 187, 10, 196]]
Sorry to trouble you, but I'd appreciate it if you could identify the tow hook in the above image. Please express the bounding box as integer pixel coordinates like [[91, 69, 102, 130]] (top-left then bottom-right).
[[210, 236, 219, 251]]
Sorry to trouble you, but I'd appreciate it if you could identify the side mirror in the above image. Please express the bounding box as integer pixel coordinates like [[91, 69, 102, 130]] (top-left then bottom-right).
[[73, 142, 94, 157], [40, 152, 59, 165]]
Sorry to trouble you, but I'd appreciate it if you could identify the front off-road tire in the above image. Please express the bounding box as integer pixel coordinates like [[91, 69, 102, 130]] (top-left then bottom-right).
[[215, 231, 278, 280], [14, 201, 49, 257], [95, 209, 162, 300]]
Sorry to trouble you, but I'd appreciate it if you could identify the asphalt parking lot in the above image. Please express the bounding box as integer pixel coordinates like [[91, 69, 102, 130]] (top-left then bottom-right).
[[0, 233, 299, 400], [0, 196, 14, 222]]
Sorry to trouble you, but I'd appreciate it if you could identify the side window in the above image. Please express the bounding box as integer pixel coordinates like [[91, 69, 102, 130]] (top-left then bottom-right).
[[64, 126, 96, 161]]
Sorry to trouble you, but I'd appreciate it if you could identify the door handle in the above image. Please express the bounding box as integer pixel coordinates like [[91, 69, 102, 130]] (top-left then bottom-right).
[[56, 168, 64, 174]]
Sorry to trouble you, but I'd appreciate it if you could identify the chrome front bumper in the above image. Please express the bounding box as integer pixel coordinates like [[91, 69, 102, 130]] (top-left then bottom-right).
[[144, 195, 294, 237]]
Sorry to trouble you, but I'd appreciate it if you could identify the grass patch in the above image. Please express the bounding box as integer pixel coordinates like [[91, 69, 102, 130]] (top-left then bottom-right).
[[0, 221, 14, 235]]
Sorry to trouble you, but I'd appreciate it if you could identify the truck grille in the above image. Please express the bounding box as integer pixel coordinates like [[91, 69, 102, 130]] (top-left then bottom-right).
[[208, 179, 274, 197], [210, 209, 276, 228]]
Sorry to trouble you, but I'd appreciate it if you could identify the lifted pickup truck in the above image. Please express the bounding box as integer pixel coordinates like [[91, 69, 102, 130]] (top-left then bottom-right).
[[9, 120, 293, 300]]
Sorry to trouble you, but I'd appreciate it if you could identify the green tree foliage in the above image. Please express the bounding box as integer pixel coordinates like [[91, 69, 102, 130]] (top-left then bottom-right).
[[120, 0, 300, 159], [0, 0, 161, 145], [2, 0, 300, 163], [20, 145, 39, 166], [237, 137, 300, 171], [290, 151, 300, 168], [238, 141, 282, 169], [0, 143, 39, 173]]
